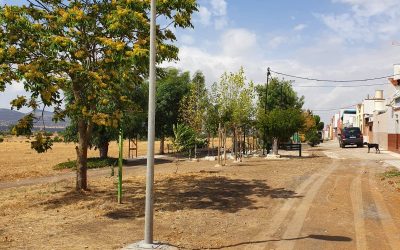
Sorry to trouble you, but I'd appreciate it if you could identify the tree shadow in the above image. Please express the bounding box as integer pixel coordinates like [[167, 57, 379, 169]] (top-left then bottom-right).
[[191, 234, 352, 249], [40, 174, 301, 220], [124, 157, 174, 167]]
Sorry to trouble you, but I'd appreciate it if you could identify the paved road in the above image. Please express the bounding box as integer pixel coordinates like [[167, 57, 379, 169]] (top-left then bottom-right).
[[247, 140, 400, 250]]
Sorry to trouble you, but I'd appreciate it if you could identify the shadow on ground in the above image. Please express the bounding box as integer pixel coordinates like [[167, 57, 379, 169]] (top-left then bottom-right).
[[124, 157, 174, 167], [190, 234, 352, 249], [40, 173, 301, 219]]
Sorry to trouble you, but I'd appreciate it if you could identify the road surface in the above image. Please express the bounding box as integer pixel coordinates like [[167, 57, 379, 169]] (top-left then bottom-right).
[[246, 140, 400, 250]]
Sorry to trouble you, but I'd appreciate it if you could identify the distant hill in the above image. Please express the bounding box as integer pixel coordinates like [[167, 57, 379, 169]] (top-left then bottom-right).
[[0, 108, 69, 130]]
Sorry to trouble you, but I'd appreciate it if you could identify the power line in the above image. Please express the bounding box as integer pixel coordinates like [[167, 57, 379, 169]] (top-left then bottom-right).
[[311, 103, 358, 112], [270, 69, 397, 83], [294, 83, 387, 88]]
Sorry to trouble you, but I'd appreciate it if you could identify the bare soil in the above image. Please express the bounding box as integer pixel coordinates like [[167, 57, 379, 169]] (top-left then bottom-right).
[[1, 142, 400, 249]]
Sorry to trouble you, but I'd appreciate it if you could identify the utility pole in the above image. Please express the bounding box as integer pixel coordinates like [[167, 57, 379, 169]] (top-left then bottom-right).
[[264, 67, 271, 154], [144, 0, 156, 245]]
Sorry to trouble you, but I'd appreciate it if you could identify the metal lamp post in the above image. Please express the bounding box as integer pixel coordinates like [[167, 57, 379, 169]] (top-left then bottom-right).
[[124, 1, 176, 249], [144, 0, 157, 245]]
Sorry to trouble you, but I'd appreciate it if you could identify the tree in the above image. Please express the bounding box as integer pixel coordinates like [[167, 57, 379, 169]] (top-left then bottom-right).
[[63, 81, 148, 159], [179, 71, 208, 157], [211, 67, 255, 160], [302, 112, 324, 146], [256, 78, 304, 155], [0, 1, 197, 190], [156, 68, 191, 154], [262, 108, 304, 149]]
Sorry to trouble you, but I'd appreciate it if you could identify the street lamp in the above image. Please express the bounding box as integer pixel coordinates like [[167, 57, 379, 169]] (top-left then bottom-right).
[[124, 0, 164, 248]]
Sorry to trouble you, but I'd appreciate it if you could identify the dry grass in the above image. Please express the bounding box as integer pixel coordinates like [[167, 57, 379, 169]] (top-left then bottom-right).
[[0, 136, 166, 181]]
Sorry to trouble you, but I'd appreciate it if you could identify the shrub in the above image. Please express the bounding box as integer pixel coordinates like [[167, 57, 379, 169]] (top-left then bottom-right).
[[54, 157, 120, 170], [305, 129, 320, 147], [0, 136, 3, 143], [53, 136, 63, 142]]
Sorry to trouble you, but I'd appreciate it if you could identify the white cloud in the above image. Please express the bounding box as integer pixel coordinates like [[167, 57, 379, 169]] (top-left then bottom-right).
[[210, 0, 227, 16], [318, 0, 400, 42], [195, 0, 228, 30], [332, 0, 399, 17], [293, 24, 307, 31], [220, 29, 257, 56], [197, 6, 211, 26]]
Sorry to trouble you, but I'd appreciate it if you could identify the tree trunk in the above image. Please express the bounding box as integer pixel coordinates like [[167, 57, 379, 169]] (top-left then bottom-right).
[[159, 135, 165, 155], [207, 132, 211, 156], [76, 120, 90, 190], [272, 137, 279, 155], [99, 141, 109, 159]]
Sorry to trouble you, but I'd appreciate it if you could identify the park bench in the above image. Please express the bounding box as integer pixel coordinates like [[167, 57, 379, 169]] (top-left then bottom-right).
[[279, 143, 302, 157]]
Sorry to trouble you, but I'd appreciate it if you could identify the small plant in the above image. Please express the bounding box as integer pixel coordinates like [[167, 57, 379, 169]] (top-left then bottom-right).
[[0, 135, 4, 143], [383, 170, 400, 178]]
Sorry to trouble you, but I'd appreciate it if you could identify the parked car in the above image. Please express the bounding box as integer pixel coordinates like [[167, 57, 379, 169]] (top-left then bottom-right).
[[338, 127, 363, 148]]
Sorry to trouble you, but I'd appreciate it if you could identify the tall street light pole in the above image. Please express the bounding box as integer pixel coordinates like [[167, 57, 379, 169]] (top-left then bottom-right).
[[144, 0, 156, 245]]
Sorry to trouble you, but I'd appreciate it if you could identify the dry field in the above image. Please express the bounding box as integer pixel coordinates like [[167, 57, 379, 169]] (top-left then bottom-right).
[[0, 153, 327, 249], [0, 136, 167, 182]]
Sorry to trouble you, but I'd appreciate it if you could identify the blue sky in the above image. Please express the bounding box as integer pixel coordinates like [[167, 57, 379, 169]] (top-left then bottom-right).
[[1, 0, 400, 123]]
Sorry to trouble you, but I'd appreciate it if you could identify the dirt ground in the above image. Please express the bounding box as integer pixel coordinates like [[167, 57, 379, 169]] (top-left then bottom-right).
[[1, 141, 400, 249]]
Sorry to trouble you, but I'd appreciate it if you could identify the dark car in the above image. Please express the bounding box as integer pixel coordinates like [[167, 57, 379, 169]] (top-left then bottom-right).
[[339, 127, 363, 148]]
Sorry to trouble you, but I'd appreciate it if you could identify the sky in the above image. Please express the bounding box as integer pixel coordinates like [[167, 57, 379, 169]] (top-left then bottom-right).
[[1, 0, 400, 123]]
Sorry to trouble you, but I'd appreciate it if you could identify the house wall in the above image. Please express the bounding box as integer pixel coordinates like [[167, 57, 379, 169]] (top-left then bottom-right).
[[373, 111, 389, 150]]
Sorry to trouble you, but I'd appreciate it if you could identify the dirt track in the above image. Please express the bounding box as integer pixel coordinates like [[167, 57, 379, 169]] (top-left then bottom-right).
[[245, 141, 400, 250], [1, 140, 400, 249]]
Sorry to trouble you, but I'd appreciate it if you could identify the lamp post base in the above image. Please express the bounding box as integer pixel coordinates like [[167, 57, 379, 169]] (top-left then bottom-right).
[[123, 241, 178, 250]]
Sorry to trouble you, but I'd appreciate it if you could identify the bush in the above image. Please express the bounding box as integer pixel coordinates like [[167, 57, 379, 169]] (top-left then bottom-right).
[[43, 131, 54, 137], [54, 157, 120, 170], [305, 129, 320, 147], [0, 135, 3, 143], [52, 136, 63, 142]]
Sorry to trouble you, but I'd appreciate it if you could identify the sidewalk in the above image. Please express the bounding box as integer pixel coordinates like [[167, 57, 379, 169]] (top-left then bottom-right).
[[381, 150, 400, 171]]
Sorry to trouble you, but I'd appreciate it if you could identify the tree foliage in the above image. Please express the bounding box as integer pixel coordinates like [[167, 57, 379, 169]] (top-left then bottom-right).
[[179, 71, 208, 132], [156, 68, 191, 153], [0, 1, 198, 190], [256, 77, 304, 154], [211, 67, 255, 128]]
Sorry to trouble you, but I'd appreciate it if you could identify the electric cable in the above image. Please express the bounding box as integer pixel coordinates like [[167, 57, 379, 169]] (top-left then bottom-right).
[[270, 69, 398, 83], [293, 83, 387, 88], [311, 103, 358, 112]]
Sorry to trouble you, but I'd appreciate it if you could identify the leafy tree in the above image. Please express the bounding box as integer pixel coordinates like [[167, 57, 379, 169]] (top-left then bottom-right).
[[63, 81, 148, 158], [0, 1, 197, 190], [256, 77, 304, 111], [211, 67, 255, 159], [179, 71, 208, 157], [156, 68, 191, 154], [261, 108, 304, 146], [179, 71, 207, 132], [256, 78, 304, 155], [172, 123, 196, 154], [302, 112, 324, 146]]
